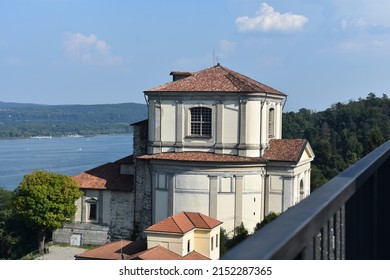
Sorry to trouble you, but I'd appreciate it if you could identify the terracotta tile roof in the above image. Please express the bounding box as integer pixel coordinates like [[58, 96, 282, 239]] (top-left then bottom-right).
[[75, 241, 209, 260], [72, 161, 133, 192], [183, 251, 211, 260], [138, 139, 308, 164], [135, 246, 210, 260], [145, 64, 285, 96], [75, 240, 147, 260], [146, 212, 222, 234], [263, 139, 307, 163], [137, 152, 266, 163], [135, 245, 184, 260]]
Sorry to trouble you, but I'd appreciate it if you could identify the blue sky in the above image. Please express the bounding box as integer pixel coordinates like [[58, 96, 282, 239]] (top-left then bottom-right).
[[1, 0, 390, 112]]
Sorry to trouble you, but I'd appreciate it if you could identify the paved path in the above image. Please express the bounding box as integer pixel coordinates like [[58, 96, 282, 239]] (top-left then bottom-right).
[[35, 245, 88, 260]]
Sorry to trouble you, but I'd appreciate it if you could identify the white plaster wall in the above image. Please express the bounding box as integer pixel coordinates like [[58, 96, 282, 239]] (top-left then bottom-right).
[[148, 101, 156, 143], [244, 174, 262, 191], [222, 102, 239, 144], [217, 193, 235, 234], [208, 226, 221, 260], [147, 233, 184, 256], [269, 176, 283, 214], [161, 102, 176, 142], [181, 230, 195, 256], [74, 196, 82, 222], [245, 100, 261, 147], [174, 174, 210, 215], [242, 193, 261, 232]]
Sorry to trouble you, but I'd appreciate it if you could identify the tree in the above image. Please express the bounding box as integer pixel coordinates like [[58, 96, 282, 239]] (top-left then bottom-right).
[[219, 228, 229, 257], [254, 212, 279, 232], [228, 222, 249, 248], [0, 187, 12, 211], [13, 170, 82, 253]]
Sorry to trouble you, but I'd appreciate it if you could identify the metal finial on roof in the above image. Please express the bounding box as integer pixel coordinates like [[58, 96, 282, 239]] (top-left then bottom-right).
[[212, 50, 220, 66]]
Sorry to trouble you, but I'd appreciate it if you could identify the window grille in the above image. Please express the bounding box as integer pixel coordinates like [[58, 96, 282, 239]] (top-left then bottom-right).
[[190, 107, 212, 136]]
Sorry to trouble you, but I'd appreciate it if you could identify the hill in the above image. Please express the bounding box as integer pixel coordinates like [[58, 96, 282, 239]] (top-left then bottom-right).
[[0, 102, 147, 138], [283, 93, 389, 190]]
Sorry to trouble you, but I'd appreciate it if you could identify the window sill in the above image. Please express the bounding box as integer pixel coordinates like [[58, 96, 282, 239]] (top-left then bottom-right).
[[185, 135, 212, 140]]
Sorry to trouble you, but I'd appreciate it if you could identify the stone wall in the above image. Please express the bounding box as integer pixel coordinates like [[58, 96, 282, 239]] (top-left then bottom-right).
[[132, 120, 153, 236], [53, 223, 110, 246], [108, 191, 134, 240]]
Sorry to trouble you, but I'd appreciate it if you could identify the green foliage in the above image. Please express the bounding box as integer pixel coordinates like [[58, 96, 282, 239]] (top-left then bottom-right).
[[227, 222, 249, 249], [283, 93, 390, 190], [0, 187, 12, 211], [254, 212, 279, 232], [13, 170, 82, 231], [219, 228, 229, 257], [0, 208, 37, 259], [0, 102, 147, 138]]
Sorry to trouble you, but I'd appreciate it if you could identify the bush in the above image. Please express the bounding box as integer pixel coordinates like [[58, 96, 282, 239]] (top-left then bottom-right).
[[254, 212, 279, 232]]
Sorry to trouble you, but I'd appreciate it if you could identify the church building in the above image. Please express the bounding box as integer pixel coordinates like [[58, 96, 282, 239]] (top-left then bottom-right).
[[133, 64, 314, 235], [54, 64, 314, 245]]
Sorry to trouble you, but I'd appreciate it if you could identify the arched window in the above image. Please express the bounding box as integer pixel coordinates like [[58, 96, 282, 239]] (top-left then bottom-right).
[[299, 179, 305, 200], [268, 108, 275, 138], [190, 107, 212, 136]]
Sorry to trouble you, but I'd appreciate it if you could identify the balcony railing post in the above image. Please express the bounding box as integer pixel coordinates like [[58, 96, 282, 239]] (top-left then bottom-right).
[[372, 171, 378, 259], [314, 233, 321, 260]]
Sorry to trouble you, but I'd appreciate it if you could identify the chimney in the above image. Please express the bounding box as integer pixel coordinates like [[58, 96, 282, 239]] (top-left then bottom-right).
[[170, 71, 192, 82]]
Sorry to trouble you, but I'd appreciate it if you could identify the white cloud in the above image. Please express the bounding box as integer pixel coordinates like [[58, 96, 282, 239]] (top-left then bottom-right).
[[236, 3, 308, 32], [63, 32, 126, 66], [340, 18, 368, 32]]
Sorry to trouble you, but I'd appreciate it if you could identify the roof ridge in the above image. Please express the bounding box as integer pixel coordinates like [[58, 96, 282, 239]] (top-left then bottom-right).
[[196, 212, 211, 229], [172, 213, 189, 233], [183, 211, 197, 228]]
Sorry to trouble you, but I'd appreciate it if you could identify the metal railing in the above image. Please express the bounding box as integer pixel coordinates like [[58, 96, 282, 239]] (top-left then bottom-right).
[[222, 141, 390, 260]]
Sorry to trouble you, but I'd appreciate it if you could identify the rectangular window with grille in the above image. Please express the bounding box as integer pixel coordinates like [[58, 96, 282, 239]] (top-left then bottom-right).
[[190, 107, 212, 136]]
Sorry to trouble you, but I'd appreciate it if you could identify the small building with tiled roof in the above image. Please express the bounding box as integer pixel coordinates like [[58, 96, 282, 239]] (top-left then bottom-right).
[[145, 212, 222, 259], [75, 212, 220, 260], [134, 64, 314, 235], [53, 155, 135, 245]]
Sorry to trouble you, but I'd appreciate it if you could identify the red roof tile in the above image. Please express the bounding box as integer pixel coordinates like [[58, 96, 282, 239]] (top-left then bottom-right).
[[183, 251, 210, 260], [138, 139, 309, 164], [146, 212, 222, 234], [76, 242, 209, 260], [145, 65, 285, 96], [263, 139, 308, 163], [136, 245, 183, 260], [137, 152, 266, 163], [72, 161, 133, 192], [75, 240, 147, 260]]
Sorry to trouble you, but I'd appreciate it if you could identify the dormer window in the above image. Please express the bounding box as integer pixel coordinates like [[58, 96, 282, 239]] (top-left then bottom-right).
[[190, 107, 212, 136]]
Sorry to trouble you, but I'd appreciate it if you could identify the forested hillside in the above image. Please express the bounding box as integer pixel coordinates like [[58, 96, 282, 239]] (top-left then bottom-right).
[[0, 102, 147, 138], [283, 93, 389, 190]]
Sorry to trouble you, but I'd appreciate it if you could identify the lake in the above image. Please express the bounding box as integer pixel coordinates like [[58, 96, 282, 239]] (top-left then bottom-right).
[[0, 134, 133, 190]]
